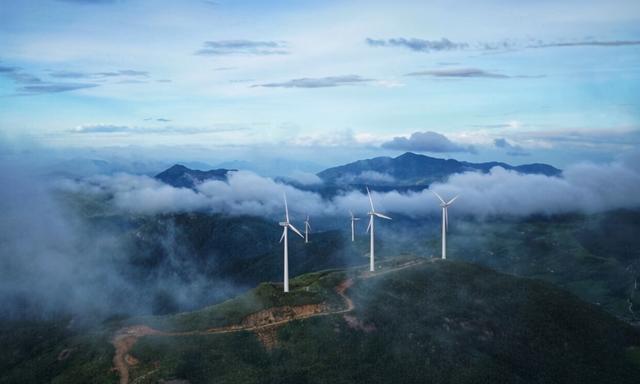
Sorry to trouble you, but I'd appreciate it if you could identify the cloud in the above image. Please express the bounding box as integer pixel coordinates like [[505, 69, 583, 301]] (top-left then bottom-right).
[[425, 159, 640, 216], [253, 75, 374, 88], [406, 68, 510, 79], [195, 40, 289, 55], [55, 0, 117, 3], [73, 124, 131, 133], [0, 156, 245, 320], [471, 120, 523, 129], [71, 123, 251, 135], [366, 37, 467, 52], [494, 138, 530, 156], [285, 171, 324, 186], [18, 83, 98, 94], [57, 152, 640, 218], [336, 171, 395, 185], [0, 65, 44, 84], [0, 65, 124, 95], [530, 40, 640, 48], [49, 69, 148, 79], [382, 131, 475, 153], [367, 37, 640, 55], [508, 128, 640, 149]]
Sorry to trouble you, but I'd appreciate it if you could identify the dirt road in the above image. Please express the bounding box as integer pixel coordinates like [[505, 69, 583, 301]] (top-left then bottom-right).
[[111, 258, 427, 384]]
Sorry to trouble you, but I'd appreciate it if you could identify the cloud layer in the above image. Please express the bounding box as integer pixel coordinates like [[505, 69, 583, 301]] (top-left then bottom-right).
[[382, 131, 475, 153], [366, 37, 467, 52], [406, 68, 510, 79], [196, 40, 289, 55], [253, 75, 373, 88], [0, 64, 98, 95], [366, 36, 640, 53], [58, 152, 640, 219]]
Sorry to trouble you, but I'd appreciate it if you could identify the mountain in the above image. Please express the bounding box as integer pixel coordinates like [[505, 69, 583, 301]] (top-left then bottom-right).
[[317, 152, 561, 186], [4, 259, 638, 383], [155, 164, 236, 188]]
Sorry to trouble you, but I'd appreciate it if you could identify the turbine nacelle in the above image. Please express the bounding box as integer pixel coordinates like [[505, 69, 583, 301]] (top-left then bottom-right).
[[432, 190, 459, 207]]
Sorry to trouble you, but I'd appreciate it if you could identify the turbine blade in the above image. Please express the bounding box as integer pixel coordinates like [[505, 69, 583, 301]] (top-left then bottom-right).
[[288, 223, 304, 238], [447, 195, 459, 205], [374, 212, 392, 220], [431, 190, 446, 204], [366, 216, 372, 233], [279, 227, 286, 243], [283, 193, 289, 222], [349, 210, 354, 219], [367, 187, 375, 212]]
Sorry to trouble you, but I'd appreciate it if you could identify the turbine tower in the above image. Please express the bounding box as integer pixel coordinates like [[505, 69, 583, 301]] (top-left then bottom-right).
[[349, 210, 360, 242], [432, 191, 458, 260], [304, 215, 311, 244], [365, 187, 391, 272], [279, 193, 304, 292]]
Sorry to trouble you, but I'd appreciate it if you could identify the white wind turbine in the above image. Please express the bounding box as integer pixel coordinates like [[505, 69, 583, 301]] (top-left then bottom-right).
[[304, 215, 311, 244], [279, 193, 304, 293], [365, 187, 392, 272], [349, 210, 360, 242], [432, 191, 458, 260]]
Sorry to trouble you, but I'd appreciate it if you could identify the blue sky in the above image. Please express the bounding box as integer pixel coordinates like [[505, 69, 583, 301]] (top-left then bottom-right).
[[0, 0, 639, 169]]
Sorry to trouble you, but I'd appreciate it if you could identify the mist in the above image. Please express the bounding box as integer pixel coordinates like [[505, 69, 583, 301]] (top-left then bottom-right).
[[0, 161, 246, 321], [2, 148, 639, 323], [58, 152, 640, 219]]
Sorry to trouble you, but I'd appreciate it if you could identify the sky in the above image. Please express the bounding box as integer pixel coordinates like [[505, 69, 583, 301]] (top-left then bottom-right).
[[0, 0, 639, 170]]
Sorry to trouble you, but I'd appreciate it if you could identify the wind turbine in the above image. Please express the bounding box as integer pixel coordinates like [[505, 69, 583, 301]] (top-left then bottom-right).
[[432, 191, 458, 260], [349, 210, 360, 242], [365, 187, 391, 272], [279, 193, 304, 293], [304, 215, 311, 244]]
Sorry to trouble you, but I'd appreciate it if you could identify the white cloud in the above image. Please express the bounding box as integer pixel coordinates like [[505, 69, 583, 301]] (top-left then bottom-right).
[[58, 152, 640, 218]]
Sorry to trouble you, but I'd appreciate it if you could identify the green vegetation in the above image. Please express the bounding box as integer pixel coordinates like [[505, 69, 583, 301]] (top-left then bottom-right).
[[0, 319, 117, 384], [125, 261, 640, 384], [445, 210, 640, 320], [132, 269, 347, 332], [3, 260, 640, 383]]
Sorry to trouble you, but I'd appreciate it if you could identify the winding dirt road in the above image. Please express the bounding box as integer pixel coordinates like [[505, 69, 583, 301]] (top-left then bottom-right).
[[111, 259, 426, 384]]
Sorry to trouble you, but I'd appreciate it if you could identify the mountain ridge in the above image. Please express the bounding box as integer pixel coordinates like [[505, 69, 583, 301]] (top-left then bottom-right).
[[317, 151, 561, 186]]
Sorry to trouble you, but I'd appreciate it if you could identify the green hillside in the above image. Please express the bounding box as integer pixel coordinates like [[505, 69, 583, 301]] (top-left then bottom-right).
[[125, 260, 640, 383], [4, 259, 638, 383]]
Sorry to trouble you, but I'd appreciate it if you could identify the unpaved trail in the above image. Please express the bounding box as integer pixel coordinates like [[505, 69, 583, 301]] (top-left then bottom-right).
[[112, 258, 427, 384]]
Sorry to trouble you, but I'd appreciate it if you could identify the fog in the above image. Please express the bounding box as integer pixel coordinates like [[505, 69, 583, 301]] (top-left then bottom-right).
[[2, 149, 639, 322], [0, 162, 245, 321], [58, 152, 640, 219]]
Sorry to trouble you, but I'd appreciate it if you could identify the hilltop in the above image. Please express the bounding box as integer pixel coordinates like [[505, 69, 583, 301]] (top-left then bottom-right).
[[155, 164, 235, 188], [4, 258, 638, 383]]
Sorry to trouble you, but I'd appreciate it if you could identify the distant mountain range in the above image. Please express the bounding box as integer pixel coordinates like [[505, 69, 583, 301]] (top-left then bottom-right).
[[154, 152, 561, 190], [317, 152, 561, 186], [155, 164, 235, 188]]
